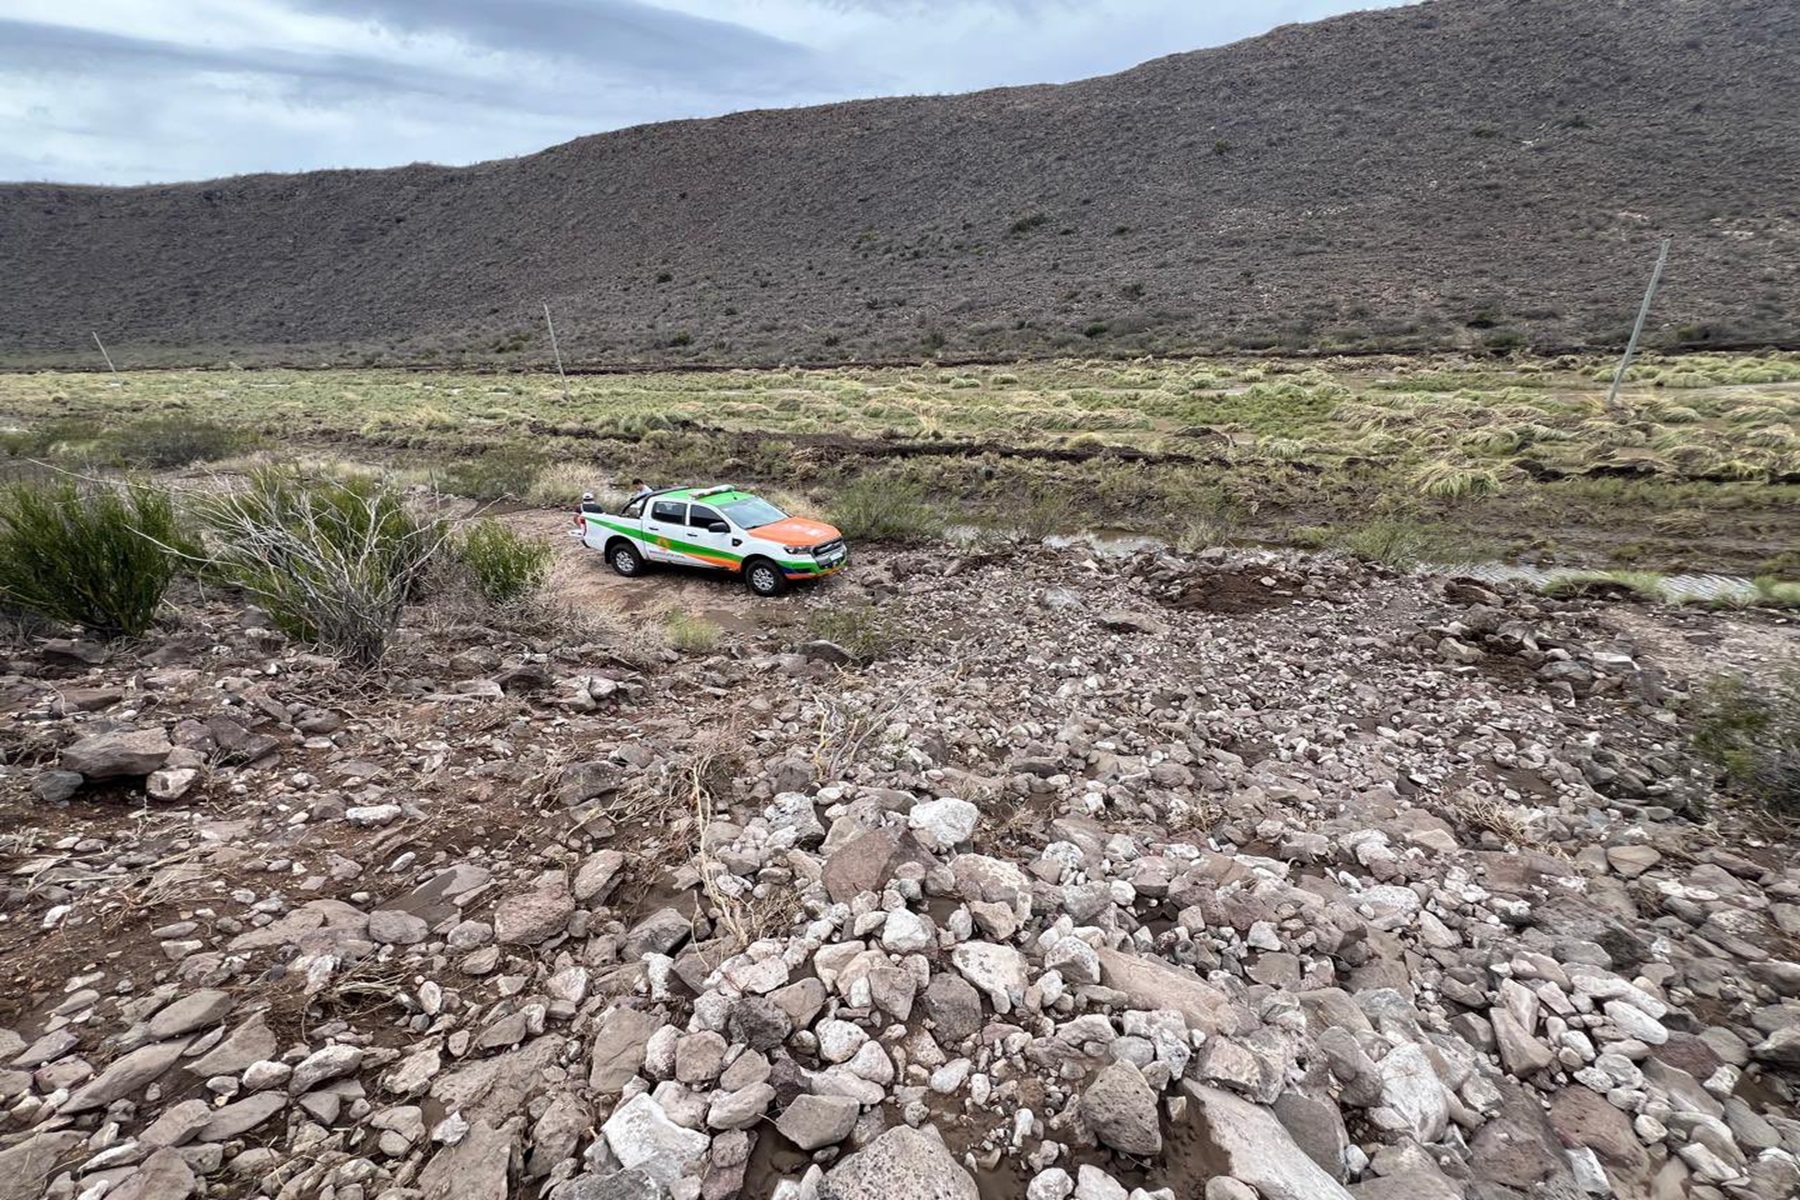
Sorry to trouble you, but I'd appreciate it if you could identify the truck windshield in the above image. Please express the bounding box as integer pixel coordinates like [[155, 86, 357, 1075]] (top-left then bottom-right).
[[721, 497, 786, 529]]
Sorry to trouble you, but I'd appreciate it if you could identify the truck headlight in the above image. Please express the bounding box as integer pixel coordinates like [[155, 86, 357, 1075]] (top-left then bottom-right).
[[783, 545, 810, 555]]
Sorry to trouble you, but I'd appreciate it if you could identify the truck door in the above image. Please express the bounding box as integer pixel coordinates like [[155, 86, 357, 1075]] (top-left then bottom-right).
[[684, 504, 739, 573], [644, 498, 688, 563]]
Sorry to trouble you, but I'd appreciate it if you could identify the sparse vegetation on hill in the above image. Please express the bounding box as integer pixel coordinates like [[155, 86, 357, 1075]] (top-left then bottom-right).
[[2, 0, 1795, 368]]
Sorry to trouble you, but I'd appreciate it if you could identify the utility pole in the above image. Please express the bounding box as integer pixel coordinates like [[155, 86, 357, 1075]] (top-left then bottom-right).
[[91, 331, 117, 373], [1604, 237, 1671, 417], [542, 301, 569, 401]]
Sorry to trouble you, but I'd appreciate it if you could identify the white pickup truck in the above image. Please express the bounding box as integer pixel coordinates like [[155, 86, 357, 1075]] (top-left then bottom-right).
[[578, 484, 848, 596]]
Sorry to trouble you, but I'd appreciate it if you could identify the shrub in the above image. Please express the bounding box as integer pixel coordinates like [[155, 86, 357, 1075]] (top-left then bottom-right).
[[197, 469, 447, 665], [1538, 570, 1668, 603], [112, 417, 249, 469], [457, 519, 551, 604], [827, 477, 945, 543], [1690, 670, 1799, 817], [806, 605, 906, 664], [1335, 517, 1433, 568], [0, 479, 185, 639], [0, 418, 108, 461], [665, 610, 720, 654], [1414, 461, 1502, 500], [438, 446, 542, 501]]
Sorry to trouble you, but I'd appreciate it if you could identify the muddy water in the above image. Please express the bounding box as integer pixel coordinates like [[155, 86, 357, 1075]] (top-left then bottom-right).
[[952, 522, 1764, 603], [1436, 562, 1758, 603]]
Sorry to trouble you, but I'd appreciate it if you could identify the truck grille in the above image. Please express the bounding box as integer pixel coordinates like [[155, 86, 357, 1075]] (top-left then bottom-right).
[[812, 539, 846, 562]]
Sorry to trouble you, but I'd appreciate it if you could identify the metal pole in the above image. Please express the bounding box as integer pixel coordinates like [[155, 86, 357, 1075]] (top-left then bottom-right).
[[1604, 237, 1670, 415], [91, 331, 117, 372], [542, 301, 568, 401]]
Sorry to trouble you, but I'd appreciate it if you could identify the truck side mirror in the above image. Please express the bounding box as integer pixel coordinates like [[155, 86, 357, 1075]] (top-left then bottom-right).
[[707, 521, 730, 534]]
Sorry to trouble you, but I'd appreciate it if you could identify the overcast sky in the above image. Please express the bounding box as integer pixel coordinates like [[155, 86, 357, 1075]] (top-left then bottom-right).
[[0, 0, 1395, 186]]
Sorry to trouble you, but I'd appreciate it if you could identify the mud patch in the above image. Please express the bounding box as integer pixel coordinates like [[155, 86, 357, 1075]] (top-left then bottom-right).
[[1163, 569, 1307, 616]]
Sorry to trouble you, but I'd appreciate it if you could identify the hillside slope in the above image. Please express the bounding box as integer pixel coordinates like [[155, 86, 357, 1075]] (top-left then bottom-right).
[[2, 0, 1797, 368]]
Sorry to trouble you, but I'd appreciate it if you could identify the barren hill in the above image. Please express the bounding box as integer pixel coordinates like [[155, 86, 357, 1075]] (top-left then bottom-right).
[[3, 0, 1797, 369]]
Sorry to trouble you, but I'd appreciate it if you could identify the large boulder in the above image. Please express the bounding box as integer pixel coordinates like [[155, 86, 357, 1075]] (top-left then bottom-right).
[[1180, 1084, 1354, 1200], [60, 727, 172, 778], [1080, 1061, 1162, 1156], [819, 1126, 978, 1200]]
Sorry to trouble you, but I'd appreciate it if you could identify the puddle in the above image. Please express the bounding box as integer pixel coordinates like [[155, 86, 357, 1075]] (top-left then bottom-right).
[[946, 524, 1171, 559], [1435, 563, 1759, 603]]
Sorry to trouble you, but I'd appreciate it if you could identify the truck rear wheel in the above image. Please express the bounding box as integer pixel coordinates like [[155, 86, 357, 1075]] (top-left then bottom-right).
[[744, 557, 789, 597], [608, 540, 646, 577]]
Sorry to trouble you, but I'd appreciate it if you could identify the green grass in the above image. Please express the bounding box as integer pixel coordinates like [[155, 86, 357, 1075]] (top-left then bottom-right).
[[1690, 670, 1799, 819], [664, 610, 721, 654], [1334, 516, 1437, 568], [0, 479, 187, 639], [826, 476, 947, 542], [456, 518, 551, 603], [805, 605, 907, 664], [1, 350, 1793, 571], [1538, 570, 1670, 603]]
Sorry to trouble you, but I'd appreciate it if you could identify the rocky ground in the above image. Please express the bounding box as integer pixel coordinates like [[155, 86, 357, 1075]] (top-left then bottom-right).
[[1, 534, 1798, 1200]]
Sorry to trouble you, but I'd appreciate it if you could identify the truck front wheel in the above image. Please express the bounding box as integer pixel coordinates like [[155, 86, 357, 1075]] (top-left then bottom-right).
[[744, 557, 789, 597], [608, 540, 646, 577]]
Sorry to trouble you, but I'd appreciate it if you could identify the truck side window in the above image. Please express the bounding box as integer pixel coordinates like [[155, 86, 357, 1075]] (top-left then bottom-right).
[[651, 500, 687, 524], [688, 505, 723, 528]]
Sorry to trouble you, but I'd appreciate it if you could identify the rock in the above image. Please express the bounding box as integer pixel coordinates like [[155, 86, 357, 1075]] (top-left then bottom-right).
[[347, 803, 403, 826], [1605, 844, 1661, 878], [590, 1007, 663, 1093], [925, 974, 984, 1043], [908, 798, 980, 847], [823, 829, 904, 903], [186, 1014, 276, 1077], [289, 1044, 363, 1093], [558, 759, 626, 806], [140, 1097, 213, 1147], [574, 850, 627, 904], [369, 907, 430, 944], [1096, 947, 1244, 1034], [1181, 1084, 1354, 1200], [1073, 1165, 1129, 1200], [1375, 1044, 1448, 1142], [1549, 1086, 1649, 1181], [1029, 1168, 1075, 1200], [566, 1169, 663, 1200], [951, 941, 1028, 1014], [818, 1126, 979, 1200], [706, 1082, 776, 1130], [1491, 1008, 1553, 1077], [418, 1117, 518, 1200], [197, 1092, 287, 1141], [147, 767, 200, 801], [109, 1148, 197, 1200], [146, 989, 233, 1039], [1272, 1090, 1350, 1182], [601, 1093, 710, 1187], [1098, 611, 1166, 635], [32, 770, 83, 804], [880, 909, 934, 953], [624, 907, 693, 959], [494, 880, 575, 945], [64, 1037, 192, 1113], [0, 1132, 84, 1200], [778, 1094, 861, 1150], [1080, 1061, 1162, 1156], [61, 727, 172, 778]]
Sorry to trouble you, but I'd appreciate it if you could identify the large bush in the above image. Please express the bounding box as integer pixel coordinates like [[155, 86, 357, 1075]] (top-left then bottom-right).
[[1691, 670, 1799, 818], [0, 479, 184, 638], [198, 469, 446, 665], [827, 477, 945, 542], [456, 518, 551, 604]]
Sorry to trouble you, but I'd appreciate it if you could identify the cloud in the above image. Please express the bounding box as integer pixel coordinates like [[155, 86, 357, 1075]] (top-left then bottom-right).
[[0, 1, 1394, 185]]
